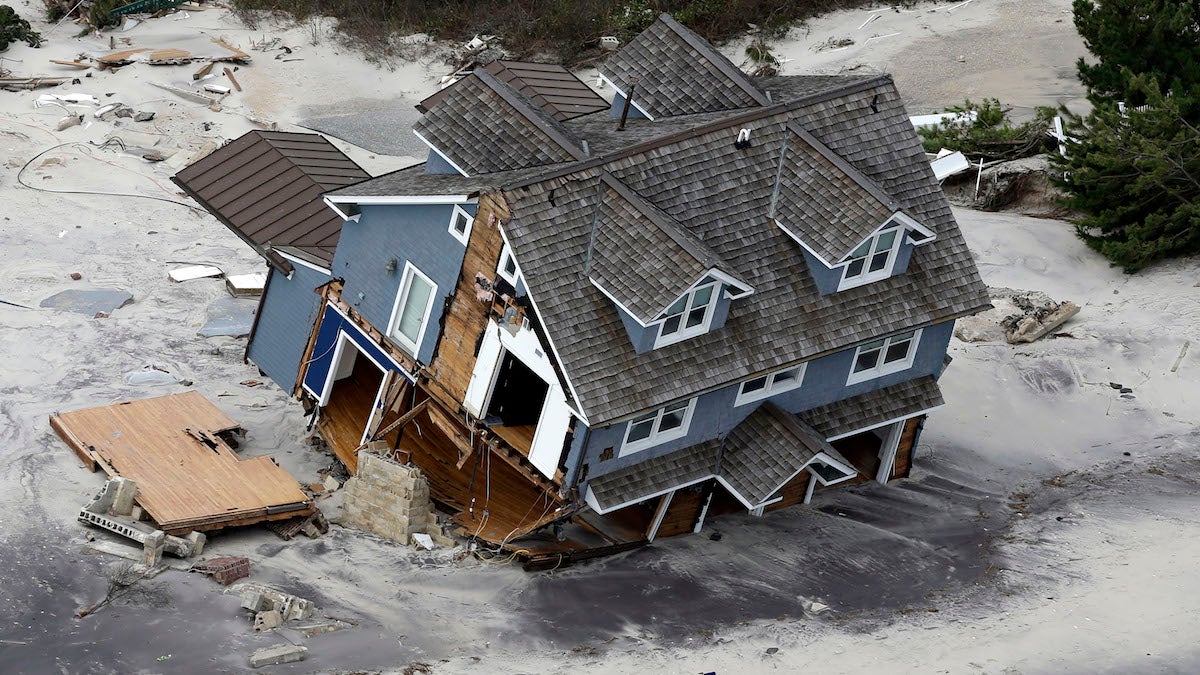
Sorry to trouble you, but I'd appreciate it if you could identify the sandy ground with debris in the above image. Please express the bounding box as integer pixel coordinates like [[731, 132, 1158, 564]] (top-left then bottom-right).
[[1, 1, 1197, 673]]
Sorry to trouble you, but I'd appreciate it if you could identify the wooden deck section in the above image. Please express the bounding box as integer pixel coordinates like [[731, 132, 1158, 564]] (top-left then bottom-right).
[[489, 424, 534, 455], [316, 360, 382, 475], [50, 392, 314, 534]]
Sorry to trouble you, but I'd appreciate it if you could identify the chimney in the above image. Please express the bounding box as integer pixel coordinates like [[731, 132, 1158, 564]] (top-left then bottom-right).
[[617, 76, 640, 131]]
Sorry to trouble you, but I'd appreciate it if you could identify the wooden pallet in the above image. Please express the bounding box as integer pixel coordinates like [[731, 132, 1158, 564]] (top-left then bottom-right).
[[51, 392, 314, 534]]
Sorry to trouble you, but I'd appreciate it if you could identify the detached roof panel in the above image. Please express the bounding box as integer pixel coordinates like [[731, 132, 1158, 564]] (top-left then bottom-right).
[[172, 130, 369, 266]]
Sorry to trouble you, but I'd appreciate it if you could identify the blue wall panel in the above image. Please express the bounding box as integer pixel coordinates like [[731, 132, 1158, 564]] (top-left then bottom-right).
[[579, 319, 956, 482], [332, 203, 475, 366], [302, 304, 414, 398], [247, 264, 330, 392]]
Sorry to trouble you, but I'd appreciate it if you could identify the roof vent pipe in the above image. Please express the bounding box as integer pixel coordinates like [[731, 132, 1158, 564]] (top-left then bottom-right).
[[617, 75, 639, 131]]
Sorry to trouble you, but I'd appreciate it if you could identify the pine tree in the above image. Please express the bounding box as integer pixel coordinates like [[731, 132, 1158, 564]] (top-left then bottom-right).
[[1052, 0, 1200, 270]]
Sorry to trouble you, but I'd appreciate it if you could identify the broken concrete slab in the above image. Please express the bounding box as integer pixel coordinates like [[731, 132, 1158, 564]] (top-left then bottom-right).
[[249, 644, 307, 668], [253, 609, 282, 631], [231, 583, 317, 621], [40, 289, 133, 316], [197, 297, 256, 338]]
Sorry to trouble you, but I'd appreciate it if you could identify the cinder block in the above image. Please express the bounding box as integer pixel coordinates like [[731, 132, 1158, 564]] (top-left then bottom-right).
[[249, 644, 307, 668], [253, 609, 282, 631]]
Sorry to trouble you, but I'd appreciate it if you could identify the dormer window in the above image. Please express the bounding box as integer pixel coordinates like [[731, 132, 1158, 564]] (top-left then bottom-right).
[[497, 243, 520, 286], [840, 226, 903, 290], [655, 282, 717, 347]]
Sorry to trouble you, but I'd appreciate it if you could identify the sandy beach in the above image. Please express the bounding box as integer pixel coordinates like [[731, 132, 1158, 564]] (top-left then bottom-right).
[[1, 1, 1196, 673]]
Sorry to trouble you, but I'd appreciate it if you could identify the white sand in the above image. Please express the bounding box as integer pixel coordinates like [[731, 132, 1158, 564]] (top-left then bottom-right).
[[1, 2, 1197, 673]]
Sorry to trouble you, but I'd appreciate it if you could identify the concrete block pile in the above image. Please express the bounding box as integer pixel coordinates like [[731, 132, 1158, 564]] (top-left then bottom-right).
[[339, 452, 455, 547]]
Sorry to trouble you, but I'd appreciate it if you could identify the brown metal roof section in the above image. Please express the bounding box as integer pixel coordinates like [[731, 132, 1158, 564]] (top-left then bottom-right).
[[418, 60, 608, 122], [172, 130, 370, 268]]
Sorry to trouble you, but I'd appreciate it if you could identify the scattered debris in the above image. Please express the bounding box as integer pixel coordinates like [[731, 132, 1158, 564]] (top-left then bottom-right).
[[265, 510, 328, 541], [232, 582, 317, 621], [190, 556, 251, 585], [69, 272, 82, 280], [197, 297, 256, 337], [50, 59, 91, 69], [193, 61, 214, 80], [0, 77, 68, 91], [253, 609, 283, 631], [240, 379, 263, 387], [89, 37, 250, 68], [77, 477, 207, 567], [249, 644, 308, 668], [133, 110, 155, 122], [954, 288, 1079, 344], [150, 80, 217, 105], [202, 83, 230, 94], [412, 532, 435, 550], [1171, 340, 1190, 373], [225, 271, 266, 296], [168, 264, 222, 282], [123, 363, 179, 385], [35, 92, 99, 107], [40, 288, 133, 316]]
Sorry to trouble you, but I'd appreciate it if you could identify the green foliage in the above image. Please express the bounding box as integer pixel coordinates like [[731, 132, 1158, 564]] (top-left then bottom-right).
[[1073, 0, 1199, 113], [1055, 1, 1200, 271], [86, 0, 125, 28], [1051, 77, 1200, 271], [0, 5, 42, 51], [917, 98, 1057, 162]]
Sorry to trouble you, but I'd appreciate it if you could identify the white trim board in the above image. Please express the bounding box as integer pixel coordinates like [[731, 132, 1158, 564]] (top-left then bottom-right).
[[412, 129, 470, 177], [275, 249, 332, 276], [326, 194, 476, 206]]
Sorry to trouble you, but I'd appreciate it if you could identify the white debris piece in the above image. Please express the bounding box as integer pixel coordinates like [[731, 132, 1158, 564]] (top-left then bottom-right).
[[168, 265, 223, 282], [225, 272, 266, 296], [35, 93, 100, 108], [412, 533, 435, 550], [203, 84, 231, 94], [931, 150, 971, 181], [910, 110, 978, 129]]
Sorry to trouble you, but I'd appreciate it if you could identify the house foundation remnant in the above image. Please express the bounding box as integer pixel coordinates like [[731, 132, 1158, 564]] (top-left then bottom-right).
[[78, 477, 207, 564], [339, 451, 455, 547]]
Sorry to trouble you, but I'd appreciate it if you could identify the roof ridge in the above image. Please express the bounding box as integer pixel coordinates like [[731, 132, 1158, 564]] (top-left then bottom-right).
[[657, 13, 771, 107], [502, 75, 891, 191], [475, 68, 589, 161], [785, 120, 898, 212]]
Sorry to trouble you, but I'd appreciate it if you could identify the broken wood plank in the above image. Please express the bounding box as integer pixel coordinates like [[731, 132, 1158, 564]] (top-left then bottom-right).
[[223, 66, 242, 91], [193, 61, 214, 80], [151, 81, 217, 105], [50, 59, 91, 69]]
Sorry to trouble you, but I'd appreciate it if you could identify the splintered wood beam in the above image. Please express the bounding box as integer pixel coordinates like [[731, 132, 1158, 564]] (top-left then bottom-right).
[[370, 398, 427, 442]]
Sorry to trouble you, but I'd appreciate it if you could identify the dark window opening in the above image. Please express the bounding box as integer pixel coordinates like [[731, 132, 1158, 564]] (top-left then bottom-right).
[[486, 352, 548, 427]]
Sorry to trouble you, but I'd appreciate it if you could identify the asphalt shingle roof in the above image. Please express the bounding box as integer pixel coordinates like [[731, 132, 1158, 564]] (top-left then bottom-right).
[[412, 69, 586, 175], [588, 172, 746, 323], [598, 13, 768, 119], [774, 122, 901, 264], [502, 78, 989, 424]]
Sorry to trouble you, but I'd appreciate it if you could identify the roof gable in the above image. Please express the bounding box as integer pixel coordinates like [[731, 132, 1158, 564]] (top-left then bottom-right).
[[599, 13, 769, 119], [413, 69, 588, 175], [172, 130, 370, 267], [586, 173, 749, 324]]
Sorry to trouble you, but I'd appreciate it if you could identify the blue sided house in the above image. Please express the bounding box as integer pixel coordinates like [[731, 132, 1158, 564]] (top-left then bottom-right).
[[175, 14, 991, 565]]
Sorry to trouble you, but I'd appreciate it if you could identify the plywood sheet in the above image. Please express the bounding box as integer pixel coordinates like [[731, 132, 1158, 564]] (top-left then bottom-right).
[[51, 392, 313, 534]]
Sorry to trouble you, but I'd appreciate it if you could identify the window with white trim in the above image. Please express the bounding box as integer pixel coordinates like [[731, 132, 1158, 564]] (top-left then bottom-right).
[[497, 243, 520, 286], [846, 329, 922, 384], [387, 262, 437, 357], [735, 364, 806, 405], [654, 282, 718, 347], [620, 398, 696, 455], [447, 205, 472, 245], [839, 226, 903, 290]]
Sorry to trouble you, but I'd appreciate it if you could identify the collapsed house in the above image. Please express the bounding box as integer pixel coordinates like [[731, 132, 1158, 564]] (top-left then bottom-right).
[[173, 14, 990, 564]]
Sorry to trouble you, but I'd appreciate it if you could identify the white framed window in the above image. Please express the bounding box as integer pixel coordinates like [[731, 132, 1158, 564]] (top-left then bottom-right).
[[654, 282, 719, 347], [497, 243, 520, 286], [447, 205, 473, 245], [735, 363, 807, 406], [387, 262, 437, 357], [620, 398, 697, 455], [839, 226, 903, 290], [846, 329, 922, 385]]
